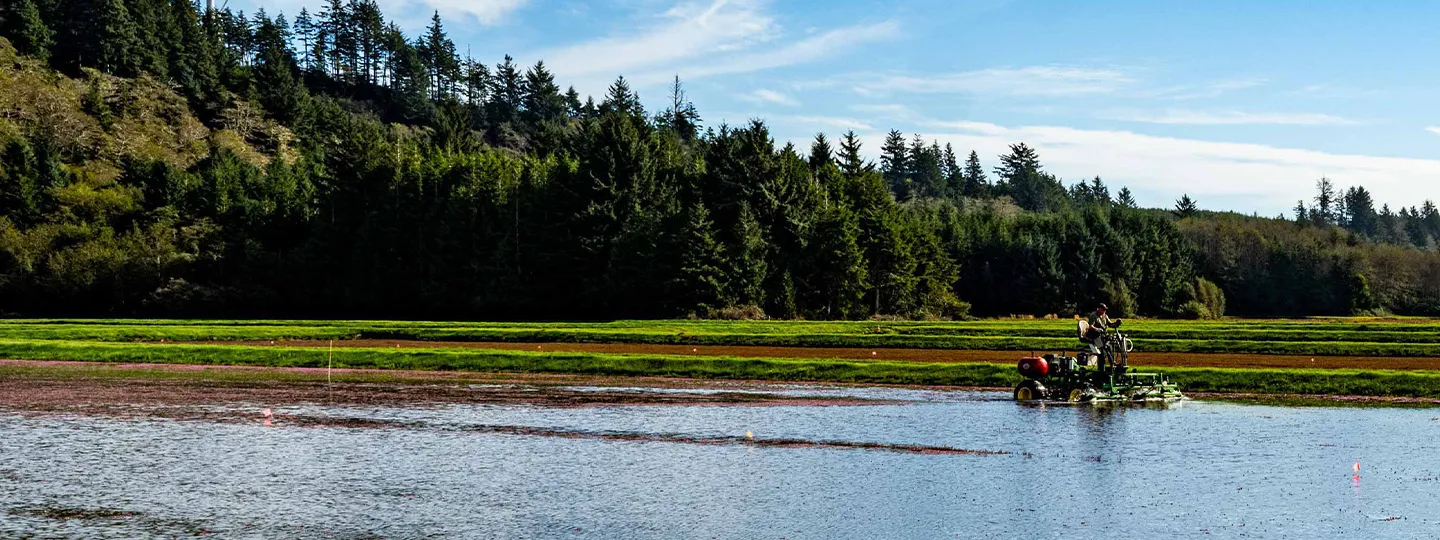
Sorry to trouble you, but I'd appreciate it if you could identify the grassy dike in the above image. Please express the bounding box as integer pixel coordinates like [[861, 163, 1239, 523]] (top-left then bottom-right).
[[3, 340, 1440, 398], [7, 319, 1440, 356]]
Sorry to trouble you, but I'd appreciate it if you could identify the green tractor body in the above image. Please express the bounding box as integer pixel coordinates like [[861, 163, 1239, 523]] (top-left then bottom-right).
[[1013, 321, 1183, 404]]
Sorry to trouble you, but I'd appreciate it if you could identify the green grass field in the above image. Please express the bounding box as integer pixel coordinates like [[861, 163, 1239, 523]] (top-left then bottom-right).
[[4, 317, 1440, 356], [2, 318, 1439, 398]]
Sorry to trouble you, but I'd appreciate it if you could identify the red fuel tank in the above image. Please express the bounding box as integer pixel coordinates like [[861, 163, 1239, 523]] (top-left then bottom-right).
[[1017, 357, 1049, 379]]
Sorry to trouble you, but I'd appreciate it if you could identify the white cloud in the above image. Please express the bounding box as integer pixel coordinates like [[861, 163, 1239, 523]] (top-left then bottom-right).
[[420, 0, 527, 25], [671, 20, 899, 81], [522, 1, 896, 96], [858, 120, 1440, 215], [1427, 126, 1440, 136], [536, 0, 777, 81], [850, 66, 1133, 97], [773, 115, 875, 132], [739, 89, 799, 106], [1109, 110, 1361, 126], [1149, 78, 1266, 100]]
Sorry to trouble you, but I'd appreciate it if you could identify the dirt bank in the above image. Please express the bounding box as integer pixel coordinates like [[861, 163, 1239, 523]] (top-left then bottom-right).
[[180, 339, 1440, 371], [0, 359, 900, 411]]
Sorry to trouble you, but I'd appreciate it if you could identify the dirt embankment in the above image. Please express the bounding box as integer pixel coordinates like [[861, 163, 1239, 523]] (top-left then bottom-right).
[[0, 359, 895, 411], [183, 339, 1440, 371]]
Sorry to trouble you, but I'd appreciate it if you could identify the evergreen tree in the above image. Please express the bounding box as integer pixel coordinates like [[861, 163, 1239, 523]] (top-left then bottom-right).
[[657, 75, 699, 140], [941, 143, 961, 198], [487, 55, 522, 124], [521, 60, 564, 123], [838, 130, 869, 177], [600, 75, 643, 118], [1116, 187, 1137, 208], [1, 0, 54, 60], [673, 201, 727, 313], [1174, 194, 1198, 219], [802, 205, 867, 318], [961, 150, 986, 197], [808, 133, 833, 170], [293, 8, 314, 70], [168, 0, 221, 116], [252, 13, 304, 122], [418, 11, 457, 98], [879, 130, 909, 199], [994, 143, 1064, 211], [1313, 177, 1336, 226], [96, 0, 141, 75], [726, 202, 767, 307], [1343, 186, 1377, 236]]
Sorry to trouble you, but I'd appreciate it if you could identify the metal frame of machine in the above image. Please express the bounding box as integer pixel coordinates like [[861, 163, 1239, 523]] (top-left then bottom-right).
[[1012, 320, 1183, 403]]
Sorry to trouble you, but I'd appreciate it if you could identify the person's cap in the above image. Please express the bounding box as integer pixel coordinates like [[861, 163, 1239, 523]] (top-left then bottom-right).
[[1097, 303, 1109, 310]]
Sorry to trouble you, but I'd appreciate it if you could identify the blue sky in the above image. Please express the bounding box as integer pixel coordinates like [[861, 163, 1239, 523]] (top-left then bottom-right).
[[237, 0, 1440, 216]]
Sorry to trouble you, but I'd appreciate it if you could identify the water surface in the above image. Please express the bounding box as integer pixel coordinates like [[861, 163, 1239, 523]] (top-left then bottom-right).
[[2, 384, 1437, 539]]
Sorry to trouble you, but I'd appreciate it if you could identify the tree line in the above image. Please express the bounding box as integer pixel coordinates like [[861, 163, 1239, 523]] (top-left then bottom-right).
[[1, 0, 1438, 319]]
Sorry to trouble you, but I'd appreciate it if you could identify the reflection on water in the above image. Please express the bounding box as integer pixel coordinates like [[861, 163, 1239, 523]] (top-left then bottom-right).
[[2, 384, 1438, 539]]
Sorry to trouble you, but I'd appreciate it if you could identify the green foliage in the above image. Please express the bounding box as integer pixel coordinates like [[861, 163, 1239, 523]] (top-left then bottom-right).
[[0, 0, 52, 60], [1174, 194, 1198, 219], [2, 0, 1440, 322]]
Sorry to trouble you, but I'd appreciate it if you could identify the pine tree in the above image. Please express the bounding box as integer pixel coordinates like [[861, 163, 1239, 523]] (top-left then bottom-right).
[[168, 0, 221, 115], [673, 201, 728, 313], [941, 143, 961, 198], [487, 55, 522, 124], [879, 130, 909, 199], [808, 133, 833, 170], [96, 0, 141, 75], [418, 11, 457, 98], [252, 13, 303, 122], [1313, 177, 1336, 226], [1116, 187, 1137, 208], [995, 143, 1063, 211], [961, 150, 986, 197], [1174, 194, 1198, 219], [802, 205, 867, 318], [838, 130, 869, 177], [128, 0, 171, 76], [521, 61, 564, 123], [601, 75, 643, 117], [2, 0, 54, 60], [727, 202, 768, 307], [658, 75, 699, 140], [1089, 176, 1109, 205], [293, 8, 314, 70]]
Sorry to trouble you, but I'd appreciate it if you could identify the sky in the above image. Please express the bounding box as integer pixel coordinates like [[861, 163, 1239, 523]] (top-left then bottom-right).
[[232, 0, 1440, 216]]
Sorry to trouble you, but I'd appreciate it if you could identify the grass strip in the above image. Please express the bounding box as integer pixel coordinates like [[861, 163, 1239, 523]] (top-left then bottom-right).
[[5, 322, 1440, 356], [3, 340, 1440, 398]]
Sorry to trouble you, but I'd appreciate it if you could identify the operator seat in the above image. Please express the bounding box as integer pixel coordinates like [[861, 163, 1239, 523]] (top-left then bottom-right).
[[1077, 320, 1098, 366]]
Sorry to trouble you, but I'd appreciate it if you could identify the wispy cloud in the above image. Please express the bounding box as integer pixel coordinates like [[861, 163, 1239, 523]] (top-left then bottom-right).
[[1426, 126, 1440, 136], [849, 103, 916, 121], [849, 66, 1133, 97], [872, 120, 1440, 214], [673, 20, 899, 82], [526, 0, 897, 95], [535, 0, 776, 81], [740, 89, 799, 106], [772, 115, 875, 132], [1149, 78, 1266, 100], [1108, 110, 1361, 126]]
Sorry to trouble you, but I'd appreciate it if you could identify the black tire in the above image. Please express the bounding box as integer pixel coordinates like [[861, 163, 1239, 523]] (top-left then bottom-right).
[[1014, 380, 1046, 401]]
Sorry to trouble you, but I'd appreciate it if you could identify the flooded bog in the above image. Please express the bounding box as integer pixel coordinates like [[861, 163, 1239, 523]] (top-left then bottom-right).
[[1, 381, 1438, 539]]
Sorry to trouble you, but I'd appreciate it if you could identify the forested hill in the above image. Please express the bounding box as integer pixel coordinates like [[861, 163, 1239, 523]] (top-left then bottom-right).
[[0, 2, 1438, 320]]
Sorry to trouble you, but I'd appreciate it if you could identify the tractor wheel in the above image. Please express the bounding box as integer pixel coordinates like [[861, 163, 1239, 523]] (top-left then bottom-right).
[[1013, 381, 1045, 401], [1068, 388, 1090, 402]]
